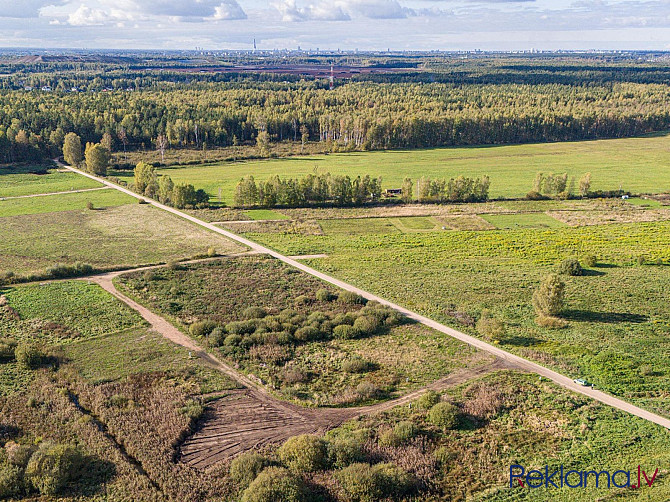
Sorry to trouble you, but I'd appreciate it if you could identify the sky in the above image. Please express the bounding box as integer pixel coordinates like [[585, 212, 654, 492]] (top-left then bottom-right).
[[0, 0, 669, 51]]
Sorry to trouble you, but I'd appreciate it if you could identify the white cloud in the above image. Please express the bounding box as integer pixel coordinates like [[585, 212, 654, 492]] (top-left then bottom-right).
[[0, 0, 68, 18], [212, 0, 248, 20], [67, 5, 109, 26], [273, 0, 411, 21]]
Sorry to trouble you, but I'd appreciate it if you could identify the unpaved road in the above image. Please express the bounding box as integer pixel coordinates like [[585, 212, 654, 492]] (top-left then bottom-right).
[[0, 186, 110, 200], [86, 269, 509, 467], [62, 162, 670, 433]]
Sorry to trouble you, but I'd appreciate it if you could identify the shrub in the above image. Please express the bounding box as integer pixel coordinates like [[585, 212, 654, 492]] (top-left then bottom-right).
[[476, 310, 505, 341], [417, 390, 440, 410], [427, 402, 459, 430], [224, 334, 243, 346], [45, 262, 93, 279], [280, 367, 309, 384], [0, 338, 17, 361], [558, 257, 583, 276], [535, 315, 568, 329], [207, 246, 217, 257], [532, 274, 565, 316], [86, 201, 94, 210], [189, 320, 218, 338], [0, 272, 15, 287], [379, 421, 418, 447], [226, 320, 256, 335], [277, 434, 329, 472], [243, 306, 268, 320], [328, 435, 366, 469], [294, 295, 312, 306], [336, 462, 413, 502], [25, 442, 84, 496], [179, 399, 204, 421], [339, 291, 366, 305], [342, 357, 370, 374], [241, 467, 307, 502], [333, 324, 361, 340], [0, 463, 22, 499], [14, 343, 44, 369], [353, 315, 381, 336], [229, 453, 269, 490], [293, 325, 320, 342], [433, 446, 456, 465], [583, 254, 598, 267], [208, 328, 226, 347], [355, 381, 380, 400], [316, 289, 335, 302], [525, 190, 548, 201]]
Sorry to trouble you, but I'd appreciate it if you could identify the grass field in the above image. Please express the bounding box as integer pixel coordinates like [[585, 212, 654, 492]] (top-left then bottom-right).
[[116, 257, 488, 406], [0, 188, 131, 217], [247, 220, 670, 417], [244, 208, 289, 220], [0, 164, 102, 197], [0, 203, 244, 276], [482, 212, 566, 229], [115, 134, 670, 203]]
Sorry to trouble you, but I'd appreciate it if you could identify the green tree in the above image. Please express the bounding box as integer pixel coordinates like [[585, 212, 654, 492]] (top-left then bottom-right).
[[84, 143, 110, 175], [256, 130, 270, 157], [62, 132, 82, 167], [25, 442, 84, 496], [134, 162, 155, 193], [579, 172, 592, 196], [158, 175, 174, 203], [532, 274, 565, 316], [241, 467, 306, 502], [234, 175, 259, 207], [401, 178, 414, 203]]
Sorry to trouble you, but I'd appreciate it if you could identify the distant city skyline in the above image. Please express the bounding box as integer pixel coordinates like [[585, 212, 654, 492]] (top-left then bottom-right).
[[1, 0, 669, 51]]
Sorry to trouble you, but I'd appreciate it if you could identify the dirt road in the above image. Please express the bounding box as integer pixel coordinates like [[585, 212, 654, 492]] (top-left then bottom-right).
[[61, 162, 670, 433]]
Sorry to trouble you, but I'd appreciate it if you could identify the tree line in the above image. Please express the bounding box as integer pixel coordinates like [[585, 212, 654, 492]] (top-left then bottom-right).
[[2, 79, 670, 164], [233, 173, 489, 208]]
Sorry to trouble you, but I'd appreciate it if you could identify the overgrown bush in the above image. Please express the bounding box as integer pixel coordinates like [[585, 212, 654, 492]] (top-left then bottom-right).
[[14, 343, 44, 369], [294, 295, 312, 306], [226, 320, 256, 335], [476, 310, 505, 341], [241, 467, 307, 502], [342, 357, 370, 374], [336, 462, 413, 502], [535, 314, 568, 329], [277, 434, 329, 472], [0, 338, 17, 361], [293, 326, 320, 342], [0, 463, 22, 499], [355, 381, 380, 400], [25, 442, 84, 496], [339, 291, 366, 305], [208, 328, 226, 347], [532, 274, 565, 316], [583, 254, 598, 267], [328, 435, 366, 469], [379, 421, 418, 446], [316, 289, 336, 302], [427, 402, 459, 430], [333, 324, 361, 340], [353, 315, 381, 336], [189, 320, 218, 337], [417, 390, 440, 410], [44, 262, 94, 279], [229, 452, 269, 490], [558, 257, 583, 276], [242, 307, 267, 320], [280, 366, 309, 384]]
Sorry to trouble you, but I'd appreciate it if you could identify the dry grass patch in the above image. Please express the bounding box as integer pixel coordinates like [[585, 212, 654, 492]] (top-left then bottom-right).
[[548, 209, 670, 226], [218, 219, 323, 235], [435, 214, 495, 231]]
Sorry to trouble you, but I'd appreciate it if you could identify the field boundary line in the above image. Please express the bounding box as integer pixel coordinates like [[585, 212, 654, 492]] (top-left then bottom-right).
[[0, 186, 110, 200], [59, 161, 670, 430]]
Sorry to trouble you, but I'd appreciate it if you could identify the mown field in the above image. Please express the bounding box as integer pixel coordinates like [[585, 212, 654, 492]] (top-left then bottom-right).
[[0, 164, 102, 197], [114, 134, 670, 203], [0, 188, 131, 217], [0, 200, 244, 277], [247, 217, 670, 418]]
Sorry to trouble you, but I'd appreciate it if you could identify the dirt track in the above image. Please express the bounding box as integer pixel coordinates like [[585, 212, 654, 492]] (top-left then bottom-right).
[[87, 270, 513, 468], [61, 162, 670, 465]]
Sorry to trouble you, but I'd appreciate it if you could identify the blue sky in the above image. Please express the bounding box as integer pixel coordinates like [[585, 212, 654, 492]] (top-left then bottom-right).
[[1, 0, 669, 51]]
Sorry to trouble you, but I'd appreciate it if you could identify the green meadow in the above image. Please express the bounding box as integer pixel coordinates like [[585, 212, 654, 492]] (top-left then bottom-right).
[[114, 134, 670, 203], [0, 164, 102, 197]]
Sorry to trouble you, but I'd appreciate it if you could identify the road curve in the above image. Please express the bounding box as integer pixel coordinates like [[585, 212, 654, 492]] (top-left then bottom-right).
[[60, 161, 670, 430]]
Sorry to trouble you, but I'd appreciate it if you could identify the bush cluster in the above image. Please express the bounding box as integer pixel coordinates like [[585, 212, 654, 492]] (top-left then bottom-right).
[[0, 441, 84, 497], [558, 257, 583, 276], [233, 433, 414, 502], [194, 300, 403, 361]]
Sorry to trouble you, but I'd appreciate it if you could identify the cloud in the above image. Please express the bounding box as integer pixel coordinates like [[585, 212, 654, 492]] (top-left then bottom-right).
[[67, 6, 111, 26], [1, 0, 67, 18], [212, 0, 247, 20], [273, 0, 411, 21]]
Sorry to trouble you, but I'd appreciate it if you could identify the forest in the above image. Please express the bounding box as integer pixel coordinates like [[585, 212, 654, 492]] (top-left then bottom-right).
[[1, 55, 670, 164]]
